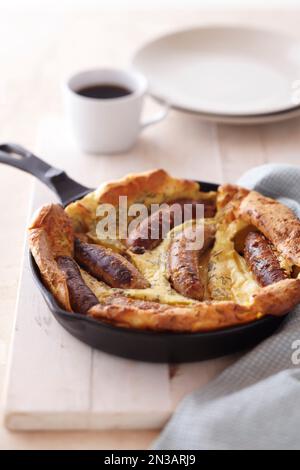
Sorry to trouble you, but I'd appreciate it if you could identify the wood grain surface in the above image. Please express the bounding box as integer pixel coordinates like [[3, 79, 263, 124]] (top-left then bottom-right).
[[0, 5, 300, 449], [4, 116, 236, 433]]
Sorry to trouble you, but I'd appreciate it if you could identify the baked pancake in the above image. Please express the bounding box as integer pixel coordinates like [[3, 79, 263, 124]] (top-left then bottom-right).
[[28, 169, 300, 332]]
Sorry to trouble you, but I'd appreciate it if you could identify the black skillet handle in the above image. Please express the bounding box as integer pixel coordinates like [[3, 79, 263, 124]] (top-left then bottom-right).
[[0, 143, 92, 206]]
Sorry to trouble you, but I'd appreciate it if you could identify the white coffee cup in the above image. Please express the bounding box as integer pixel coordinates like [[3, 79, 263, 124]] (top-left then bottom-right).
[[64, 68, 169, 154]]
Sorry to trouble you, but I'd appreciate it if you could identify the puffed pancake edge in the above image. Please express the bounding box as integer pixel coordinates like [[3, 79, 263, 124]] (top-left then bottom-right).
[[88, 278, 300, 332], [28, 204, 74, 310], [64, 168, 212, 232], [28, 174, 300, 332]]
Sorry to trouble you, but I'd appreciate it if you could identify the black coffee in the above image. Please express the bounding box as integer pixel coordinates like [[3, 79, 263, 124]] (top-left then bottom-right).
[[76, 83, 132, 99]]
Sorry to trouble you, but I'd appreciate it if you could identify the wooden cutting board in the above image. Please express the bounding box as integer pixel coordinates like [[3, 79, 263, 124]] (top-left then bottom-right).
[[4, 115, 238, 430]]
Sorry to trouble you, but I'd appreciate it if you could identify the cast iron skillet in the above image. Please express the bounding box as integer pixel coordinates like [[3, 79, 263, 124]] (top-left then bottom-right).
[[0, 143, 285, 363]]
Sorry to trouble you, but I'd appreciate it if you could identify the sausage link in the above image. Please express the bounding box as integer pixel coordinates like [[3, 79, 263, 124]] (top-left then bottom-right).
[[126, 198, 216, 254], [168, 224, 216, 300], [244, 232, 287, 286], [74, 239, 149, 289], [126, 206, 175, 254], [169, 198, 216, 218], [56, 256, 99, 314]]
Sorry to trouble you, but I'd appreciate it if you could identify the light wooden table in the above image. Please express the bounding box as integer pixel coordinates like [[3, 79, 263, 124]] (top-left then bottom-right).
[[0, 5, 300, 449]]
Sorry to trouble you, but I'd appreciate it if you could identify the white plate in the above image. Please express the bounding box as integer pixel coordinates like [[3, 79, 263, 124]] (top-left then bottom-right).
[[133, 26, 300, 116], [188, 105, 300, 125]]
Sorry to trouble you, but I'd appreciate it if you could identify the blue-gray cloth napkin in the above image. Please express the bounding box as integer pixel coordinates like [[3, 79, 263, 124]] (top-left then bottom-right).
[[153, 164, 300, 450]]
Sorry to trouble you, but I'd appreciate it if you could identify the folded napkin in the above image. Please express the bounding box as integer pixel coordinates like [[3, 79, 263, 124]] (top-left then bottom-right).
[[153, 164, 300, 450]]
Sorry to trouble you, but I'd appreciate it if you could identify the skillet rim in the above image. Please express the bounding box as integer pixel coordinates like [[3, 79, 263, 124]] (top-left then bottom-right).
[[29, 179, 286, 339]]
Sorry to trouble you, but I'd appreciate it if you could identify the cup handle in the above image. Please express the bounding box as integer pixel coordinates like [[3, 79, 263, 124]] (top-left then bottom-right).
[[141, 98, 170, 130]]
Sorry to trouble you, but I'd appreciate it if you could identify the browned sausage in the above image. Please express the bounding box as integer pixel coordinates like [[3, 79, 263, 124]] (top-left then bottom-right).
[[126, 206, 175, 254], [56, 256, 99, 314], [126, 198, 216, 254], [168, 223, 216, 300], [74, 239, 149, 289], [169, 198, 216, 218], [244, 232, 287, 287]]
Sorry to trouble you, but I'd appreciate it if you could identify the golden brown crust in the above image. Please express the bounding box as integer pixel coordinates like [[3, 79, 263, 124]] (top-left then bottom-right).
[[217, 184, 250, 222], [88, 297, 258, 332], [252, 278, 300, 316], [28, 171, 300, 333], [65, 169, 203, 233], [90, 169, 200, 207], [88, 277, 300, 332], [28, 205, 75, 310], [239, 191, 300, 266], [29, 204, 74, 257], [29, 228, 71, 310]]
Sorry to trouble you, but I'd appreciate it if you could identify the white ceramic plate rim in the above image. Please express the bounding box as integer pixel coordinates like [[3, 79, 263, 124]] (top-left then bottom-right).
[[187, 106, 300, 125], [133, 24, 300, 117]]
